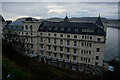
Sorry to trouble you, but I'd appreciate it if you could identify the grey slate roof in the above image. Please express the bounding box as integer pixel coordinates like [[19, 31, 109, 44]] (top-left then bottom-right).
[[63, 15, 69, 22], [4, 18, 24, 31], [95, 16, 104, 28], [4, 17, 38, 31], [38, 21, 106, 36]]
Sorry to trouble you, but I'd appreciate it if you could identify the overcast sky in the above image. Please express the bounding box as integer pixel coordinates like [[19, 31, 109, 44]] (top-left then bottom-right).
[[2, 2, 119, 21], [2, 0, 120, 2]]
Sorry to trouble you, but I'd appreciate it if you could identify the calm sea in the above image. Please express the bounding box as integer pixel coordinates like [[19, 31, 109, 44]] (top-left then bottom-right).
[[104, 27, 119, 61]]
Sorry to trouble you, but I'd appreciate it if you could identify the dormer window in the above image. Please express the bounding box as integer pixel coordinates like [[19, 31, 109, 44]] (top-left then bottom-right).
[[61, 27, 64, 31], [81, 29, 86, 32], [67, 28, 71, 31], [49, 27, 52, 30], [87, 28, 94, 33], [67, 35, 70, 38], [54, 27, 57, 31], [48, 33, 51, 36], [97, 30, 102, 33], [75, 28, 78, 32], [40, 27, 44, 30], [97, 38, 101, 41]]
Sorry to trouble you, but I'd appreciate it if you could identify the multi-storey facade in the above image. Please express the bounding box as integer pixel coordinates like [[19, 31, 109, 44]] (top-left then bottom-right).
[[4, 15, 107, 74]]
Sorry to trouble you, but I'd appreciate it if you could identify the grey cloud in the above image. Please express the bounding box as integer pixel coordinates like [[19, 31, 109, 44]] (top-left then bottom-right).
[[2, 2, 118, 21], [2, 0, 120, 2]]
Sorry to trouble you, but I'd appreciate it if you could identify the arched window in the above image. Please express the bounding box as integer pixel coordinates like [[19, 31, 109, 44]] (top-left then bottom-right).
[[25, 25, 28, 30], [30, 25, 33, 31]]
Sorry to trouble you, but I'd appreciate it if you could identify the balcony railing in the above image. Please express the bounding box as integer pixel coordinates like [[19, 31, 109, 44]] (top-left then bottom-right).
[[47, 43, 51, 45], [47, 49, 52, 52], [53, 57, 58, 60], [65, 59, 70, 63], [66, 52, 70, 55], [58, 58, 63, 61], [59, 44, 64, 47], [40, 42, 44, 44], [53, 51, 57, 53], [39, 54, 44, 57], [47, 56, 52, 59], [60, 51, 63, 54], [71, 60, 77, 64], [73, 46, 77, 48], [53, 44, 57, 46], [40, 48, 43, 50], [72, 53, 77, 56], [65, 45, 70, 48]]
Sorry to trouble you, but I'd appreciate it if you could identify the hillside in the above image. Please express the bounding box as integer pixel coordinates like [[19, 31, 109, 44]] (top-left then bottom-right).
[[2, 40, 102, 80], [45, 17, 107, 22]]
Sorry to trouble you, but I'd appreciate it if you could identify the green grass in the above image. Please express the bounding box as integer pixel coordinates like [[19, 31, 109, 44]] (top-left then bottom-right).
[[2, 40, 103, 80], [2, 56, 31, 80]]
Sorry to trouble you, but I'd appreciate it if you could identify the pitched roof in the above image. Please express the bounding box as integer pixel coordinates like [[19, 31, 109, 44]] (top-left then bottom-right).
[[38, 21, 106, 36], [0, 15, 5, 22], [63, 15, 69, 22], [95, 15, 104, 28]]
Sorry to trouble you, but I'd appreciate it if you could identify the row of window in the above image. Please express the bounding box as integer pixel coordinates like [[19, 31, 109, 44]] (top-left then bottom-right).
[[25, 32, 33, 35], [81, 50, 92, 54], [25, 37, 33, 42], [47, 52, 77, 61], [26, 44, 33, 48], [40, 26, 94, 33], [51, 53, 99, 65], [41, 38, 92, 47], [25, 50, 34, 54], [82, 35, 92, 40], [42, 51, 94, 63], [40, 33, 93, 39], [40, 44, 100, 53], [25, 25, 33, 31], [81, 42, 92, 47], [81, 57, 91, 62]]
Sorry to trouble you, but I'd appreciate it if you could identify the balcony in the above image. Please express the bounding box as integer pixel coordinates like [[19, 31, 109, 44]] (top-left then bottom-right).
[[58, 58, 63, 61], [47, 56, 52, 59], [47, 49, 52, 52], [73, 46, 77, 48], [30, 54, 34, 57], [31, 48, 34, 50], [59, 44, 64, 47], [71, 60, 77, 64], [66, 52, 70, 55], [40, 48, 44, 51], [47, 43, 51, 45], [72, 53, 77, 56], [40, 54, 44, 57], [65, 45, 70, 48], [53, 57, 58, 60], [60, 51, 63, 54], [53, 44, 57, 46], [65, 59, 70, 63], [40, 42, 44, 44], [54, 51, 57, 53]]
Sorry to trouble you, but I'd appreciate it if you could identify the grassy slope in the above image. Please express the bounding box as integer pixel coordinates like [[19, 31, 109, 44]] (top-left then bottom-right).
[[2, 41, 102, 80], [2, 56, 31, 80]]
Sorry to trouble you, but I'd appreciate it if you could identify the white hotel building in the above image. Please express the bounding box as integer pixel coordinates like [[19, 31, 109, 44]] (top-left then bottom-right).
[[4, 15, 107, 74]]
